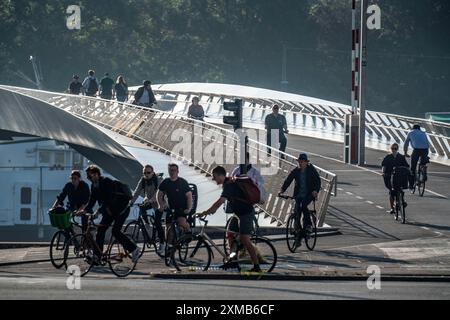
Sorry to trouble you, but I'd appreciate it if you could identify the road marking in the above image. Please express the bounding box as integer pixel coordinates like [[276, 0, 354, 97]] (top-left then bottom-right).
[[374, 238, 450, 261], [337, 187, 344, 191], [422, 227, 430, 231], [376, 205, 384, 210], [345, 192, 354, 196], [356, 196, 364, 200], [366, 201, 374, 205]]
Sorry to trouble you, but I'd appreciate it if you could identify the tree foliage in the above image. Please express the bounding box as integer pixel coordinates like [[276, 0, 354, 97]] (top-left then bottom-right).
[[0, 0, 449, 117]]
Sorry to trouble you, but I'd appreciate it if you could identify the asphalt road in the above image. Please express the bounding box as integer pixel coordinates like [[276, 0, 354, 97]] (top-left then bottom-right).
[[0, 275, 449, 300]]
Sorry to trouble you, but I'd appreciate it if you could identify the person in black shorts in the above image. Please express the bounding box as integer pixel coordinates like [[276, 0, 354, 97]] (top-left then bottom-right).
[[201, 166, 261, 273], [156, 163, 193, 240]]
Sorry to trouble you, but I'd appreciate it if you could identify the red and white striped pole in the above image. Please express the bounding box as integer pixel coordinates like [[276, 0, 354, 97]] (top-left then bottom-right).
[[351, 0, 360, 115]]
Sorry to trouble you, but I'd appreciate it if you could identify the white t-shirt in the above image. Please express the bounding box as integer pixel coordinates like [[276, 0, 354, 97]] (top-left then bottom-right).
[[139, 89, 150, 104]]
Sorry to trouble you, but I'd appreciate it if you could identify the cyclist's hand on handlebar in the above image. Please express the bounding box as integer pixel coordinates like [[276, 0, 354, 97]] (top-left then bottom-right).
[[195, 211, 209, 218]]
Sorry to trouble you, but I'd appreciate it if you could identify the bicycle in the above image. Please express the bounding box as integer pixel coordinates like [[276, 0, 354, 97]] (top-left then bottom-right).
[[191, 213, 277, 273], [48, 208, 82, 269], [391, 166, 410, 224], [411, 161, 428, 197], [124, 204, 164, 258], [64, 212, 138, 278], [279, 195, 318, 253]]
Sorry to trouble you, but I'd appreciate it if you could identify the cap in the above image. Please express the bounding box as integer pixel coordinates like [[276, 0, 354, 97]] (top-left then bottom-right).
[[298, 153, 309, 162]]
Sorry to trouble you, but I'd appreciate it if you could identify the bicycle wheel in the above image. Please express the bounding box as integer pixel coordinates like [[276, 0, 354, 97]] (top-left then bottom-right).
[[175, 236, 212, 272], [50, 230, 69, 269], [107, 239, 136, 278], [285, 215, 298, 253], [223, 216, 234, 257], [124, 221, 146, 258], [237, 236, 277, 273], [400, 192, 407, 224], [164, 224, 178, 269], [418, 170, 426, 197], [64, 234, 93, 277], [305, 214, 318, 251]]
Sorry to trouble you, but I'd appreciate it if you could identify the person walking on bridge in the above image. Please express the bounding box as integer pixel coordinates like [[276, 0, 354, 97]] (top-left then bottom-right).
[[187, 96, 205, 121], [279, 154, 320, 247], [404, 124, 430, 190], [265, 105, 289, 159], [133, 80, 157, 108], [68, 75, 83, 95], [82, 70, 99, 97], [99, 73, 115, 100], [114, 76, 129, 103]]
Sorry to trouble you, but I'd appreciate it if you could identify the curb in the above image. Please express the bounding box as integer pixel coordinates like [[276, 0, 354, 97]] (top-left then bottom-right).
[[0, 259, 51, 267], [150, 272, 450, 282]]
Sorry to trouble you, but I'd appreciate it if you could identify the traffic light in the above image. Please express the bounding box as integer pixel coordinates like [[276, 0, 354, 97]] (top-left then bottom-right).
[[223, 99, 243, 131]]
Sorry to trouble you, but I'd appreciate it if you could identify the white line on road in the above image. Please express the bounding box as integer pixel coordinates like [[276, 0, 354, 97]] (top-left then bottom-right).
[[366, 201, 375, 205], [376, 206, 385, 210], [346, 192, 354, 196], [356, 196, 364, 200]]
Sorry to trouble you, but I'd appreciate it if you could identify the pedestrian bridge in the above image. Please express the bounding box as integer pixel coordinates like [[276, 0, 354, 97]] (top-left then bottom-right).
[[1, 83, 449, 230]]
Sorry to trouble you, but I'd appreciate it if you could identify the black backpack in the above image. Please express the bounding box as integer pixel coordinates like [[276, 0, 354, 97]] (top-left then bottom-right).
[[112, 180, 133, 201], [87, 78, 99, 95]]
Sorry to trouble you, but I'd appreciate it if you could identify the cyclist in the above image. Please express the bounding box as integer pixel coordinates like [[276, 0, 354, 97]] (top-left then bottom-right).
[[404, 124, 430, 190], [156, 163, 193, 245], [279, 154, 321, 247], [382, 143, 410, 214], [201, 166, 262, 273], [129, 165, 165, 254], [83, 165, 141, 263], [187, 96, 205, 121], [51, 170, 90, 233]]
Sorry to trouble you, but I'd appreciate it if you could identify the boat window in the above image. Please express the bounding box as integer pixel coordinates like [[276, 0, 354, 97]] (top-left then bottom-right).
[[39, 151, 50, 164], [20, 208, 31, 221], [21, 187, 32, 205], [54, 152, 65, 166]]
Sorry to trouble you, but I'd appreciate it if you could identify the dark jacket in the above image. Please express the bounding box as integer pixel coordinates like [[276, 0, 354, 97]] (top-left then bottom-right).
[[57, 181, 90, 211], [382, 153, 409, 176], [281, 164, 321, 198], [86, 177, 127, 215], [133, 86, 156, 105]]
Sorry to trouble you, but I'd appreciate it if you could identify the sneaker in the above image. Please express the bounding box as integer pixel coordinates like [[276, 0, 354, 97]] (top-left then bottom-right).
[[157, 243, 166, 255], [132, 247, 141, 263], [403, 202, 408, 209], [388, 209, 395, 215]]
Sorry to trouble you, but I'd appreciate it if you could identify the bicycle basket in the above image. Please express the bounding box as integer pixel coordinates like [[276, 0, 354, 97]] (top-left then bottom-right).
[[392, 166, 410, 190], [48, 209, 72, 230]]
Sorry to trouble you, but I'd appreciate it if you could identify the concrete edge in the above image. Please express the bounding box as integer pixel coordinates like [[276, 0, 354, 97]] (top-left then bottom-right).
[[150, 272, 450, 282]]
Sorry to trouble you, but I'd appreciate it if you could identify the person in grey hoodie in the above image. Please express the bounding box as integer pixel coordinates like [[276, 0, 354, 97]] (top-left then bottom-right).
[[129, 165, 165, 253]]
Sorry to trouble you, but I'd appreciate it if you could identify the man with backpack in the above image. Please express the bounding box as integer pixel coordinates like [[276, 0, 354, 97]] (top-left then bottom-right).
[[83, 165, 140, 263], [279, 154, 321, 247], [200, 166, 262, 273], [82, 70, 99, 97]]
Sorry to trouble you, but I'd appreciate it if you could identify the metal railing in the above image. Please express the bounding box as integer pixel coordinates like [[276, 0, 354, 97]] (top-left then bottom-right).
[[128, 86, 450, 164], [0, 85, 338, 227]]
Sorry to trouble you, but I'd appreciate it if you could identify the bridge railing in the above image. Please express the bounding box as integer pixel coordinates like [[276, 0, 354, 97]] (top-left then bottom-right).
[[136, 88, 450, 164], [0, 85, 337, 227]]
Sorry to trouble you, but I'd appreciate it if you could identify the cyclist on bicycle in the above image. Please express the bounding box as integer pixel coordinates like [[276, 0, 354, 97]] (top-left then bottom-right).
[[279, 154, 321, 247], [187, 96, 205, 121], [129, 165, 165, 254], [156, 163, 193, 246], [382, 143, 410, 214], [404, 124, 430, 190], [201, 166, 262, 273], [51, 170, 90, 233], [83, 165, 141, 263]]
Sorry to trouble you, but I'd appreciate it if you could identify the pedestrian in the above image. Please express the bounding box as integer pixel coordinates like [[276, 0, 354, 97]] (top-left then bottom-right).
[[82, 70, 99, 97], [265, 105, 289, 159], [114, 75, 129, 103], [68, 75, 83, 95], [187, 97, 205, 121], [133, 80, 157, 108], [99, 73, 115, 100]]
